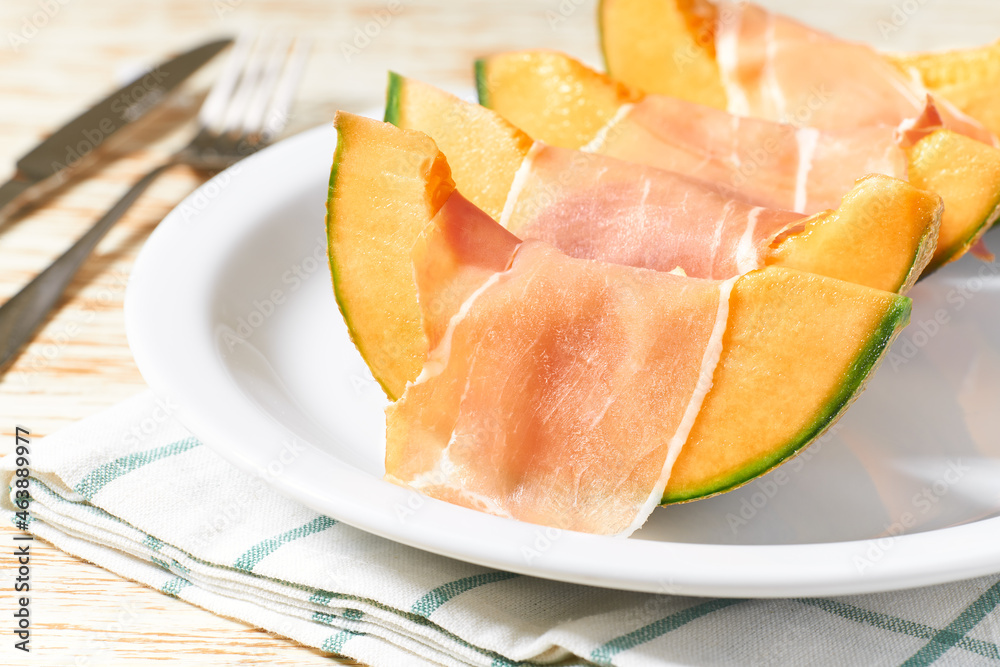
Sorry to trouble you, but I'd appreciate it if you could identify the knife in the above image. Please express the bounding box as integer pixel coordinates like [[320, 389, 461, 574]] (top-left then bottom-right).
[[0, 37, 232, 226]]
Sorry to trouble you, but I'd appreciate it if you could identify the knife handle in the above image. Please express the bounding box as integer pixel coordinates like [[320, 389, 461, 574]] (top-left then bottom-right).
[[0, 178, 32, 228], [0, 162, 173, 373]]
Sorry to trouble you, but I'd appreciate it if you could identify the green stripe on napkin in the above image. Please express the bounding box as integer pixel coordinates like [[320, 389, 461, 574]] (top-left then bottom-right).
[[411, 571, 521, 618], [7, 391, 1000, 667], [591, 598, 744, 664], [321, 628, 366, 654], [901, 580, 1000, 666], [75, 437, 202, 499], [233, 515, 337, 572]]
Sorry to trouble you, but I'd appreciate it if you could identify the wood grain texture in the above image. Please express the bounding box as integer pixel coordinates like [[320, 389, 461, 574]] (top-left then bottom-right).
[[0, 0, 997, 664]]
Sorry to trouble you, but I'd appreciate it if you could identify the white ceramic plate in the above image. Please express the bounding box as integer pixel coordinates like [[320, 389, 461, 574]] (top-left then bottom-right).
[[125, 119, 1000, 598]]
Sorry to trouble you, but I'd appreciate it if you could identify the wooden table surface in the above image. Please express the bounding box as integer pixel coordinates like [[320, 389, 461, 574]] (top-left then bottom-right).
[[3, 0, 1000, 665]]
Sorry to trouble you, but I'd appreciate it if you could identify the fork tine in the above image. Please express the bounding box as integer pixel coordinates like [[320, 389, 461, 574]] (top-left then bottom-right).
[[197, 32, 254, 133], [258, 36, 311, 142], [219, 32, 274, 135], [240, 33, 293, 137]]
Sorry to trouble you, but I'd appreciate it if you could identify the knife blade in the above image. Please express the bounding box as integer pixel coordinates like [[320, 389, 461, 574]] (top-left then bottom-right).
[[0, 37, 232, 225]]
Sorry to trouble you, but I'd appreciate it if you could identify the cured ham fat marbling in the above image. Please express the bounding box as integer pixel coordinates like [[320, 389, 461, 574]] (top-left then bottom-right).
[[713, 1, 997, 145], [588, 93, 907, 214], [389, 72, 947, 286], [499, 142, 804, 279], [385, 192, 733, 535], [477, 49, 912, 214], [470, 49, 987, 274]]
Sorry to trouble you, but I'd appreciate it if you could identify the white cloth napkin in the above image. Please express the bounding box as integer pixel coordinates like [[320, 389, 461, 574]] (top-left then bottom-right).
[[3, 391, 1000, 666]]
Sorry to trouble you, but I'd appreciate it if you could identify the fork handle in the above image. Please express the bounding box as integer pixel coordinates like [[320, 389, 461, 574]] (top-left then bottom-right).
[[0, 161, 174, 373]]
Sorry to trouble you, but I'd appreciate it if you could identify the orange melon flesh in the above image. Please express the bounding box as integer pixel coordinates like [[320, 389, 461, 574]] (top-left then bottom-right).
[[768, 174, 940, 294], [599, 0, 726, 109], [390, 74, 938, 294], [387, 73, 529, 216], [385, 72, 531, 222], [327, 112, 454, 400], [905, 130, 1000, 270], [476, 51, 641, 151], [327, 112, 912, 504], [888, 41, 1000, 139], [595, 2, 1000, 267]]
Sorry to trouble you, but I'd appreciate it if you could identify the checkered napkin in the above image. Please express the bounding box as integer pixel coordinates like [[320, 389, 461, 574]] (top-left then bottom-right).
[[3, 392, 1000, 666]]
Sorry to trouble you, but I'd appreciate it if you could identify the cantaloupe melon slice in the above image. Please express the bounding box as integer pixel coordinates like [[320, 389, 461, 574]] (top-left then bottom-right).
[[327, 113, 453, 399], [667, 267, 909, 503], [477, 49, 998, 272], [386, 72, 526, 222], [887, 41, 1000, 139], [327, 111, 912, 503], [598, 0, 1000, 136], [599, 0, 727, 109], [476, 50, 639, 150], [601, 0, 1000, 141], [388, 73, 939, 294], [906, 130, 1000, 270]]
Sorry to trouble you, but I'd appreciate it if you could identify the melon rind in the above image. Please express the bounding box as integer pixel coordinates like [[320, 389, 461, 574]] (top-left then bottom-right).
[[662, 292, 910, 504], [384, 71, 404, 126], [474, 59, 492, 110]]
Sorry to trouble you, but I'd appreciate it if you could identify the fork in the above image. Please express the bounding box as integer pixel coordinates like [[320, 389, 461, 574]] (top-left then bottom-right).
[[0, 33, 310, 373]]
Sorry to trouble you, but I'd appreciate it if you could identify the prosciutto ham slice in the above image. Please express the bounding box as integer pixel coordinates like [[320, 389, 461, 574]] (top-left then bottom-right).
[[385, 192, 733, 535], [499, 142, 804, 279], [590, 93, 907, 214], [712, 0, 997, 146]]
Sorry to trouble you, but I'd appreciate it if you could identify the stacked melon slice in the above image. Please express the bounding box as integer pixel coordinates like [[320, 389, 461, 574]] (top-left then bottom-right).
[[597, 0, 1000, 268], [888, 40, 1000, 138], [326, 1, 1000, 535], [330, 113, 911, 531], [387, 74, 940, 293], [475, 50, 1000, 272]]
